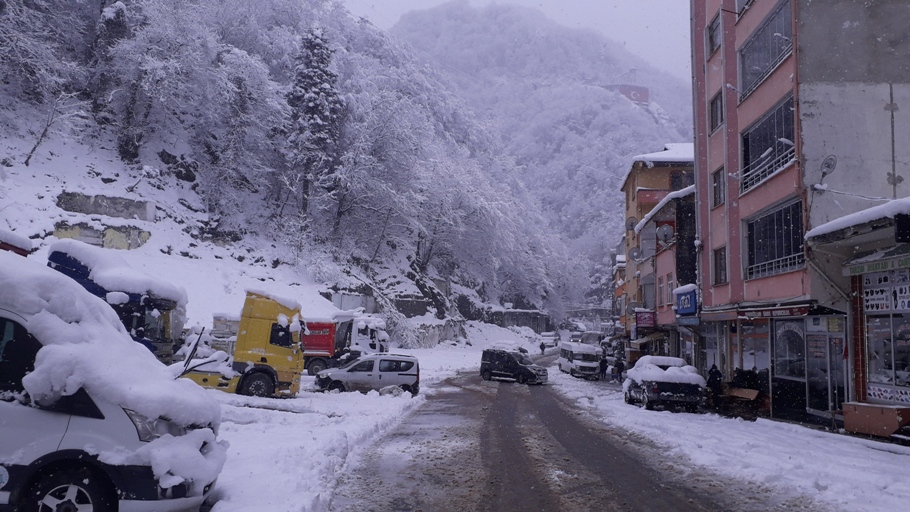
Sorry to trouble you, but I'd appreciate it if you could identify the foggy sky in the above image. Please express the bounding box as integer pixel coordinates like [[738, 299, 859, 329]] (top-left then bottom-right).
[[342, 0, 692, 82]]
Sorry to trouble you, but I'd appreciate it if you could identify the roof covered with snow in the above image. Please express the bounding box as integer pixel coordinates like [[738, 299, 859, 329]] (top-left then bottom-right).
[[620, 143, 694, 191], [634, 184, 695, 235], [806, 197, 910, 240]]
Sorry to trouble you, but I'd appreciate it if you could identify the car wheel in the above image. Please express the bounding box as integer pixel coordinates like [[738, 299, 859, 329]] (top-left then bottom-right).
[[307, 359, 327, 376], [240, 373, 275, 397], [517, 373, 528, 385], [328, 381, 346, 392], [624, 391, 633, 404], [24, 466, 114, 512], [481, 369, 492, 381], [400, 384, 418, 396], [642, 394, 654, 410]]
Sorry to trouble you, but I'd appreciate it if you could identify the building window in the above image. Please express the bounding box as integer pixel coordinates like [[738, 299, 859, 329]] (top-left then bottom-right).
[[746, 200, 804, 279], [740, 95, 795, 192], [713, 247, 727, 285], [706, 14, 721, 56], [739, 0, 792, 98], [657, 277, 664, 308], [736, 0, 755, 15], [709, 92, 724, 132], [666, 273, 674, 305], [711, 168, 726, 208], [670, 170, 695, 190]]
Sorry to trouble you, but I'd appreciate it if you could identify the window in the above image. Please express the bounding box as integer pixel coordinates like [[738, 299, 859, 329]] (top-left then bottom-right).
[[379, 359, 414, 372], [706, 14, 722, 56], [739, 0, 792, 97], [713, 247, 728, 285], [774, 320, 806, 379], [666, 273, 674, 305], [746, 200, 804, 279], [350, 360, 374, 372], [657, 277, 664, 308], [711, 168, 726, 207], [866, 314, 910, 388], [710, 92, 724, 132], [740, 95, 795, 192], [0, 318, 42, 394], [269, 323, 293, 348], [736, 0, 754, 14], [670, 170, 694, 190]]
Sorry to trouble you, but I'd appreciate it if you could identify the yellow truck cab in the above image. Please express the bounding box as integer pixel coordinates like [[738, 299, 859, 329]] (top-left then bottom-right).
[[184, 291, 304, 397]]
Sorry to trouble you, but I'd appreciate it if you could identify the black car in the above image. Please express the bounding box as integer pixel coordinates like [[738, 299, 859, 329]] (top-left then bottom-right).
[[480, 349, 548, 384], [623, 355, 706, 412]]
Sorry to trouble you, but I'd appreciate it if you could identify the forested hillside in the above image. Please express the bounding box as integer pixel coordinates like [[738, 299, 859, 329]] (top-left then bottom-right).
[[1, 0, 692, 325], [391, 1, 693, 302]]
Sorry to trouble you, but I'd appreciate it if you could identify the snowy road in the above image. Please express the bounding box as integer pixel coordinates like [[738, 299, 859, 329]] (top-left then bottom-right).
[[327, 368, 822, 512]]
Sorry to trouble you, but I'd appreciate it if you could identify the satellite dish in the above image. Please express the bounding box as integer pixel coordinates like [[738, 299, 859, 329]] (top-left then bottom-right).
[[820, 155, 837, 176], [656, 224, 674, 243], [626, 301, 640, 315], [629, 247, 642, 261], [626, 217, 638, 231]]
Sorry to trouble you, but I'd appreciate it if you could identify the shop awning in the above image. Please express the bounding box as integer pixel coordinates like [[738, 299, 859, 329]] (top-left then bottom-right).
[[842, 243, 910, 276], [629, 332, 665, 350]]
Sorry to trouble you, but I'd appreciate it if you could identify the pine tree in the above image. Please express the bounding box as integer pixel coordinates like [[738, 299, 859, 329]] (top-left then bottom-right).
[[285, 29, 345, 219]]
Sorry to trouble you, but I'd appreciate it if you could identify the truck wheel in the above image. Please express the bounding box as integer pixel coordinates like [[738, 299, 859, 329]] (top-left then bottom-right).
[[481, 370, 492, 381], [307, 359, 327, 376], [23, 466, 114, 512], [240, 373, 274, 397], [328, 381, 346, 392]]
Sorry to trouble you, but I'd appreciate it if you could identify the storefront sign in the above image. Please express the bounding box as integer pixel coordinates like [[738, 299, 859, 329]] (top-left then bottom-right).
[[741, 306, 810, 319], [635, 311, 655, 328], [676, 316, 700, 326], [847, 256, 910, 276], [676, 290, 697, 315]]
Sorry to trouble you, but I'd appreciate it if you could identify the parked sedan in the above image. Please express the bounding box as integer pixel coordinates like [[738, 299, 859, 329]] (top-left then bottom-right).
[[316, 353, 420, 395], [623, 356, 706, 412]]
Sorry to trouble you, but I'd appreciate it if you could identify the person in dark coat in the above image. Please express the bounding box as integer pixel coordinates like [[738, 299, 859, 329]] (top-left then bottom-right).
[[707, 364, 724, 405], [539, 341, 546, 355], [613, 358, 625, 382], [598, 357, 609, 380]]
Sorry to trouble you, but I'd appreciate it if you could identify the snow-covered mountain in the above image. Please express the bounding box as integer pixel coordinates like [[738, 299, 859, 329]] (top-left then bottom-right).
[[390, 1, 694, 301]]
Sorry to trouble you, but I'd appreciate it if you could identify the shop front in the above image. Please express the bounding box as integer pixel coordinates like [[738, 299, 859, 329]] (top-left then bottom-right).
[[841, 256, 910, 436], [702, 305, 846, 422]]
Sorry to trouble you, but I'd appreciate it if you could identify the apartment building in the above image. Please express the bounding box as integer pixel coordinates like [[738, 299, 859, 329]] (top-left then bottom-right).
[[692, 0, 910, 425]]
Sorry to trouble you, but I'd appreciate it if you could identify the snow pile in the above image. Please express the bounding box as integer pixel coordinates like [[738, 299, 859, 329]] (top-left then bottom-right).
[[0, 251, 227, 488], [625, 355, 706, 387]]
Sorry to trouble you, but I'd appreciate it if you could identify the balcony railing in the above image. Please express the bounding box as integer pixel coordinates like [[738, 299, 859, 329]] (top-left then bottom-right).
[[746, 253, 805, 280], [740, 145, 795, 193]]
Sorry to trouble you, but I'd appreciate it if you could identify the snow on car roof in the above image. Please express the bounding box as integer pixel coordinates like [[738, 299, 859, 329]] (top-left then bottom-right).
[[0, 251, 220, 428], [49, 238, 187, 305], [634, 355, 686, 368]]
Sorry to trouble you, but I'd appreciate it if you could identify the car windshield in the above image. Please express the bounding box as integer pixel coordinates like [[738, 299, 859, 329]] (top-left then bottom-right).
[[337, 357, 362, 369], [513, 352, 534, 365], [575, 353, 599, 362]]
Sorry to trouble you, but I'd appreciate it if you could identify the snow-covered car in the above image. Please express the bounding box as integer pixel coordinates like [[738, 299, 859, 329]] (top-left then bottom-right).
[[0, 251, 227, 512], [316, 353, 420, 395], [623, 355, 706, 412]]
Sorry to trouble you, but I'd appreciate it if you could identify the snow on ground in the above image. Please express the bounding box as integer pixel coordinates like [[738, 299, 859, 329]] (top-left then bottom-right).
[[549, 367, 910, 512]]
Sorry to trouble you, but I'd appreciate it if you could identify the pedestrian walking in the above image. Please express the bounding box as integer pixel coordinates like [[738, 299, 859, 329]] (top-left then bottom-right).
[[612, 359, 625, 383], [539, 341, 546, 355], [598, 357, 609, 380]]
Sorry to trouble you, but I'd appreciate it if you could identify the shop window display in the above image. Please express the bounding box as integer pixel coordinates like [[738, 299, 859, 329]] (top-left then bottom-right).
[[867, 314, 910, 387]]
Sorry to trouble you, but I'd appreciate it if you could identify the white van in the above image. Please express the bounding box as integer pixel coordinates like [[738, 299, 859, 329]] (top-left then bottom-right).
[[557, 341, 602, 380], [0, 251, 226, 511]]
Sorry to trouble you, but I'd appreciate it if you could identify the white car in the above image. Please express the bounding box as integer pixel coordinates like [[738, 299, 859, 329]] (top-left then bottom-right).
[[0, 251, 227, 512], [316, 353, 420, 395]]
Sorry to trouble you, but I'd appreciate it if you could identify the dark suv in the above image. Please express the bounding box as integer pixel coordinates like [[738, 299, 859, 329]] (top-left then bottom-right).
[[480, 349, 548, 384]]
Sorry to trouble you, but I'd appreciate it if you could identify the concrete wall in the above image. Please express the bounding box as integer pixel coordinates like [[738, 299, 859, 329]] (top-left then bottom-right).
[[798, 0, 910, 83], [57, 192, 155, 221]]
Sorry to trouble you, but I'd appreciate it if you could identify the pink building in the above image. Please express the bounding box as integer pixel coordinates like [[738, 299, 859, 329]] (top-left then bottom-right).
[[690, 0, 910, 423]]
